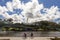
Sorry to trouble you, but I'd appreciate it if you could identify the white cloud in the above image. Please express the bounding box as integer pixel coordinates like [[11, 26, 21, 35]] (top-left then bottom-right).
[[0, 6, 10, 19], [6, 1, 13, 12], [12, 0, 22, 9], [0, 0, 60, 24]]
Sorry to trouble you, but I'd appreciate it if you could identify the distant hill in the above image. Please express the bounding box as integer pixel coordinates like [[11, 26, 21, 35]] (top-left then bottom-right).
[[0, 19, 60, 31]]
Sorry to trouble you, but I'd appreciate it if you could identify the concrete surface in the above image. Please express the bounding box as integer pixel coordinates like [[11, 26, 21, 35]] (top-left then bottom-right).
[[0, 37, 53, 40]]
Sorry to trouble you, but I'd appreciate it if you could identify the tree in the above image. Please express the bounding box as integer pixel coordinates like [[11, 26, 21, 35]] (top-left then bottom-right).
[[0, 18, 2, 21], [7, 18, 13, 22], [7, 18, 13, 24], [0, 21, 5, 27]]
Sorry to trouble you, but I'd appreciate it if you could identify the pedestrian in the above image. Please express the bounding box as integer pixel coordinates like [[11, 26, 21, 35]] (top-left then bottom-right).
[[24, 33, 27, 38], [31, 33, 33, 37]]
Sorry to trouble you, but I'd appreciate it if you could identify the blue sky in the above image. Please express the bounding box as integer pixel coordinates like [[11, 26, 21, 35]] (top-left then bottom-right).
[[0, 0, 60, 8], [39, 0, 60, 8], [0, 0, 60, 19]]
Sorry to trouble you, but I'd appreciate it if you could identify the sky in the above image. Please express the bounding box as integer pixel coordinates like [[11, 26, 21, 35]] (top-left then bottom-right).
[[0, 0, 60, 8], [0, 0, 60, 23], [39, 0, 60, 8]]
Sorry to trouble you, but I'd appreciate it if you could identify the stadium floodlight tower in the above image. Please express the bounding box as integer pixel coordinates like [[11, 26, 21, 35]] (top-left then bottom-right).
[[26, 3, 36, 24], [26, 12, 33, 23]]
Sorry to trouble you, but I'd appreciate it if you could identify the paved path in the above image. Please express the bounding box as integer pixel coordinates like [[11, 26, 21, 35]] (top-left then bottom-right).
[[0, 37, 52, 40], [0, 31, 60, 37]]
